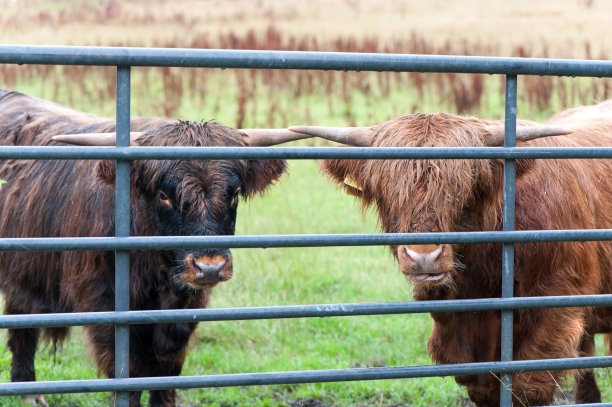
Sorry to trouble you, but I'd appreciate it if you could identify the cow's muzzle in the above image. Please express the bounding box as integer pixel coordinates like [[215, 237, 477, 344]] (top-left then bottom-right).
[[397, 244, 454, 285], [181, 253, 233, 289]]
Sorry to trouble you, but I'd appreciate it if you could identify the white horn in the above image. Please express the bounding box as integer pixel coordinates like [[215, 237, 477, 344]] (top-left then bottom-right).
[[289, 126, 373, 147], [53, 129, 311, 147], [239, 129, 313, 146], [485, 126, 573, 146], [52, 132, 143, 146]]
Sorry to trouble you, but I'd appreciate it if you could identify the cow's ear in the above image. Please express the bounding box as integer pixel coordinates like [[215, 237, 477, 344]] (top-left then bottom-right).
[[516, 158, 536, 178], [320, 158, 368, 198], [241, 159, 287, 198], [486, 157, 537, 212], [96, 160, 116, 184], [491, 157, 536, 183]]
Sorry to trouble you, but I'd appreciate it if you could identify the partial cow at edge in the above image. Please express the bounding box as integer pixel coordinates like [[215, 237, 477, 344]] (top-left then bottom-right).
[[0, 90, 306, 407], [290, 101, 612, 406]]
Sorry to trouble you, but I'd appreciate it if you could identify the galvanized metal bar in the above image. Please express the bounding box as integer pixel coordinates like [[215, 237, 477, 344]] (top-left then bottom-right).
[[501, 75, 517, 406], [4, 145, 612, 160], [1, 46, 612, 77], [115, 66, 131, 407], [1, 295, 612, 329], [1, 356, 611, 396], [559, 404, 612, 407], [2, 229, 612, 252]]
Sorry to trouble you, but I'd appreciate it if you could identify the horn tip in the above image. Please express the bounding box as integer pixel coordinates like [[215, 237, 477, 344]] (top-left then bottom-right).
[[289, 126, 308, 133]]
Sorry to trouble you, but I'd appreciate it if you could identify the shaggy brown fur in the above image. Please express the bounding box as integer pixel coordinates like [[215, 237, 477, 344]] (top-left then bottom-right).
[[321, 102, 612, 406], [0, 90, 286, 407]]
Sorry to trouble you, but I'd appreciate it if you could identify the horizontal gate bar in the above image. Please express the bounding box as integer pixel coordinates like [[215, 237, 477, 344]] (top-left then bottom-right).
[[1, 230, 612, 252], [561, 404, 612, 407], [1, 356, 611, 396], [3, 146, 612, 160], [1, 295, 612, 328], [1, 46, 612, 77]]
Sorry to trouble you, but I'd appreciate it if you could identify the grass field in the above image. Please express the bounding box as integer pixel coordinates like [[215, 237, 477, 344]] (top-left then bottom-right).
[[1, 1, 612, 406]]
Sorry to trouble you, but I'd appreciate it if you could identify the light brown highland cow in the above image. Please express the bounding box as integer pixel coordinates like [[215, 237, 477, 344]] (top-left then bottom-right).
[[291, 101, 612, 406]]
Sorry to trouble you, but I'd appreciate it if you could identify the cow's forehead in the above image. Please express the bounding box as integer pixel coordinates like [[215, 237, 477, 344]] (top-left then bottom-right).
[[142, 157, 246, 195], [360, 151, 497, 233], [371, 113, 488, 148], [137, 120, 246, 148], [173, 160, 245, 185]]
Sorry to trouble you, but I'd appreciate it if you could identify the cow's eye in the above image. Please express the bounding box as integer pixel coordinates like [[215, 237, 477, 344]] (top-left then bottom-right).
[[158, 190, 173, 208]]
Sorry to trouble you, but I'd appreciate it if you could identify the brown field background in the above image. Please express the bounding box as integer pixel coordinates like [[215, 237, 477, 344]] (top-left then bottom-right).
[[1, 0, 612, 127], [3, 0, 611, 55]]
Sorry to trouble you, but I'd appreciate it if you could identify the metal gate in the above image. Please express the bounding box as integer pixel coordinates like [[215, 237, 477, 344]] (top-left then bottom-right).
[[1, 46, 612, 407]]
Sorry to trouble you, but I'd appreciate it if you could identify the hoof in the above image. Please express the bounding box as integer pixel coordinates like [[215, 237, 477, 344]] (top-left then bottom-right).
[[21, 395, 49, 407]]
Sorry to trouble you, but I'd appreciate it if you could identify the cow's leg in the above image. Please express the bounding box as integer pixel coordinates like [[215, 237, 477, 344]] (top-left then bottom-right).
[[575, 334, 602, 403], [86, 324, 144, 407], [8, 327, 39, 383], [110, 391, 143, 407], [148, 357, 183, 407], [149, 388, 177, 407], [7, 327, 50, 407], [129, 392, 144, 407], [6, 298, 39, 383], [88, 322, 187, 407], [5, 295, 51, 407], [146, 322, 194, 407], [511, 306, 588, 406], [464, 374, 499, 407]]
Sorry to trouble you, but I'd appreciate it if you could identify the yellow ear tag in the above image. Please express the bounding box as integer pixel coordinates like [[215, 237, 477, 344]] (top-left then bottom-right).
[[343, 176, 363, 196]]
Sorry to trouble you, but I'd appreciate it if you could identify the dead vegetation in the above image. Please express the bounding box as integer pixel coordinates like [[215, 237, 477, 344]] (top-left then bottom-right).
[[1, 0, 610, 126]]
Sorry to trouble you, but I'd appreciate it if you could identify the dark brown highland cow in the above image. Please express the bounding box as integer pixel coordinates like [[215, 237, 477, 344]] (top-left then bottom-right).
[[290, 101, 612, 406], [0, 90, 307, 407]]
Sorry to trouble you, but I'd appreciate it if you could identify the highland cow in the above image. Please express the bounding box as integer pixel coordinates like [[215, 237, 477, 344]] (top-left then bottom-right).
[[0, 89, 306, 407], [290, 101, 612, 406]]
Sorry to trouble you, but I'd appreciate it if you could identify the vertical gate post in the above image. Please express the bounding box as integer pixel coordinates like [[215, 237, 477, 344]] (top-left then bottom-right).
[[115, 65, 131, 407], [500, 74, 517, 406]]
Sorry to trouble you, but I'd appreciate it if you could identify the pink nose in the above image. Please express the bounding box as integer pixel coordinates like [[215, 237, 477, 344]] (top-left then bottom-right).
[[398, 244, 446, 273]]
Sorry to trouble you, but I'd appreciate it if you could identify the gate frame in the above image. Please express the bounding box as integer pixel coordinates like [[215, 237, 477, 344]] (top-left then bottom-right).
[[1, 45, 612, 406]]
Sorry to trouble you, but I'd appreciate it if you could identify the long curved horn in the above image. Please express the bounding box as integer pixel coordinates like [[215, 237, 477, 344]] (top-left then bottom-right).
[[484, 125, 573, 146], [52, 132, 143, 146], [240, 129, 312, 146], [289, 126, 374, 147], [53, 129, 312, 147]]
